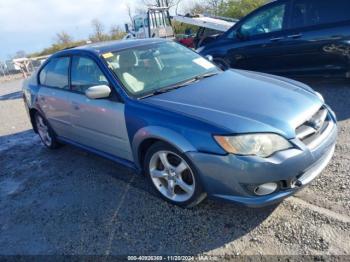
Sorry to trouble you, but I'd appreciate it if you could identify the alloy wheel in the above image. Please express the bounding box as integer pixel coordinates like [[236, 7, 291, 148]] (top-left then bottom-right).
[[149, 150, 195, 202], [35, 114, 52, 147]]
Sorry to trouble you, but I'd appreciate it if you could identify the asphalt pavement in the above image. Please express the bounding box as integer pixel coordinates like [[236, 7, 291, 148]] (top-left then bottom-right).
[[0, 78, 349, 256]]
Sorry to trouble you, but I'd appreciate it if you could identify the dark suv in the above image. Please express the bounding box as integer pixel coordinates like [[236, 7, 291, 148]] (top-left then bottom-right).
[[198, 0, 350, 78]]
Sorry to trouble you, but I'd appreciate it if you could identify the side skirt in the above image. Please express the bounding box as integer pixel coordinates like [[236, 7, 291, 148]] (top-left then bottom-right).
[[57, 136, 141, 173]]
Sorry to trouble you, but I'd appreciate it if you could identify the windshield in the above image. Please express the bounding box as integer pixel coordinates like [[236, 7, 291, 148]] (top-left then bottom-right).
[[102, 41, 220, 98]]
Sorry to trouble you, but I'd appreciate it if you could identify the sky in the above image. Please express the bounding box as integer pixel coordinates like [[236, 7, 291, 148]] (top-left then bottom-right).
[[0, 0, 137, 61]]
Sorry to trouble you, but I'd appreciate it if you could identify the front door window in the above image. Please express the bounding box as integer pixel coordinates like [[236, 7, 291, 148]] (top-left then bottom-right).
[[71, 56, 108, 93], [240, 3, 287, 37]]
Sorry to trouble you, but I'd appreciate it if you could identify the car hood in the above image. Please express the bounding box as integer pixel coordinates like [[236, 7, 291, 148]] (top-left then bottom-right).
[[143, 70, 323, 138]]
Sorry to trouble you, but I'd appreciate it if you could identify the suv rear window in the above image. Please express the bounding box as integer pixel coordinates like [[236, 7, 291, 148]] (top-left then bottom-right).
[[291, 0, 350, 28], [39, 57, 70, 89]]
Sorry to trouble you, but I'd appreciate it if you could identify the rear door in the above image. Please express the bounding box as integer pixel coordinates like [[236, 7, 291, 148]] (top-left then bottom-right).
[[68, 55, 133, 161], [37, 56, 72, 138], [280, 0, 350, 77]]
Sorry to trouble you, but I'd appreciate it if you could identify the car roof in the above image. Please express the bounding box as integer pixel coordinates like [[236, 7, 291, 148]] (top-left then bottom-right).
[[55, 38, 167, 57]]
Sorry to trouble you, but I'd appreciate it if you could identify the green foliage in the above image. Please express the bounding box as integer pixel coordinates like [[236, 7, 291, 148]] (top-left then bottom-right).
[[89, 19, 110, 42], [187, 2, 207, 15], [29, 40, 86, 58], [172, 20, 199, 35], [109, 25, 127, 41], [29, 0, 266, 58], [29, 20, 126, 58], [174, 0, 267, 35], [217, 0, 268, 19], [55, 31, 73, 45]]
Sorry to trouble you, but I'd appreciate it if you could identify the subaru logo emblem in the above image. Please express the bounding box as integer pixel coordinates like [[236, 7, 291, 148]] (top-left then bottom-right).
[[309, 118, 323, 132]]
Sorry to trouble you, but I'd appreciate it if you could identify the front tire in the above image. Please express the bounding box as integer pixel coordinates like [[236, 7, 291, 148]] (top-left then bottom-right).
[[144, 142, 206, 208], [34, 112, 60, 149]]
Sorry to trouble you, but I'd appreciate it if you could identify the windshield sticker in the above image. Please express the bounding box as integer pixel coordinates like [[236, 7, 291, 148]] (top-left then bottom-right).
[[193, 57, 215, 70], [102, 52, 114, 59]]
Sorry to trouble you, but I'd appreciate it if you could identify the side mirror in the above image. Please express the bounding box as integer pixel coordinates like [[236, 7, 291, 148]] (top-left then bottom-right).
[[205, 55, 214, 62], [85, 85, 111, 99], [236, 27, 246, 40]]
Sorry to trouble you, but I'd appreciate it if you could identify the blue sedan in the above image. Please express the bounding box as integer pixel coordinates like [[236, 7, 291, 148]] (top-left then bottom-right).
[[23, 39, 337, 208]]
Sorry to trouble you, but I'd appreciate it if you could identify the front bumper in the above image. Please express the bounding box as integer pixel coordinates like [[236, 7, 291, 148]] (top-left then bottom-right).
[[186, 118, 337, 208]]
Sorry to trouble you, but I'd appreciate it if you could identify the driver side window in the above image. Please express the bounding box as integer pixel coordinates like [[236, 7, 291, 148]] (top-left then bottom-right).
[[240, 3, 286, 37], [71, 56, 108, 93]]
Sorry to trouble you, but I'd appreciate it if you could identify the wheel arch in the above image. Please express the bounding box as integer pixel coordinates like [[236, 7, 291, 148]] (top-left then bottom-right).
[[29, 108, 39, 133], [132, 126, 197, 170]]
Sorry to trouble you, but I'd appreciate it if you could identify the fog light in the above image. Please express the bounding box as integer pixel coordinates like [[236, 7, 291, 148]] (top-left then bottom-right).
[[254, 183, 278, 196]]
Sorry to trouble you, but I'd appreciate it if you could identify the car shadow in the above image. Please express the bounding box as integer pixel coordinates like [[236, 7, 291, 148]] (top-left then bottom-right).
[[298, 78, 350, 121], [0, 130, 277, 255], [0, 91, 22, 101]]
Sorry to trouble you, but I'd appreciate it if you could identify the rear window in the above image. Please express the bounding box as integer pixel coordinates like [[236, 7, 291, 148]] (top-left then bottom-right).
[[291, 0, 350, 28], [39, 57, 70, 89]]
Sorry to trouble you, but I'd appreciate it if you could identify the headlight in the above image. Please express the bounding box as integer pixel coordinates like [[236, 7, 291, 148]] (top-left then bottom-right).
[[214, 133, 292, 158], [315, 92, 325, 103]]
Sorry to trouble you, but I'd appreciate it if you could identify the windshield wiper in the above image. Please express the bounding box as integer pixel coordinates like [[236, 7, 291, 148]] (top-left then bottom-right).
[[141, 78, 199, 98], [154, 79, 197, 94], [139, 71, 219, 99], [153, 72, 219, 94], [194, 71, 219, 80]]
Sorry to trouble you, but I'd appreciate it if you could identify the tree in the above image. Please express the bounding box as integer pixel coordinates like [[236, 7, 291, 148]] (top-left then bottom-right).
[[110, 25, 126, 40], [13, 50, 27, 59], [89, 19, 109, 42], [219, 0, 268, 19], [126, 3, 134, 25], [142, 0, 180, 7], [141, 0, 182, 13], [206, 0, 225, 15], [185, 2, 206, 15], [55, 31, 73, 45], [185, 0, 267, 18]]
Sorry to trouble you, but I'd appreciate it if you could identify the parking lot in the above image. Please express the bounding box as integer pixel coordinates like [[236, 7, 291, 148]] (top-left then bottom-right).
[[0, 78, 349, 256]]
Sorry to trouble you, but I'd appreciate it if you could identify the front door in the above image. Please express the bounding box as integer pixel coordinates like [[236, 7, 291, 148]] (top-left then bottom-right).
[[68, 55, 133, 161], [226, 1, 291, 74]]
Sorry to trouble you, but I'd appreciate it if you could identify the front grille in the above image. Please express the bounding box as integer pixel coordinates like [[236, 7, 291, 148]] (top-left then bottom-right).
[[296, 106, 330, 147]]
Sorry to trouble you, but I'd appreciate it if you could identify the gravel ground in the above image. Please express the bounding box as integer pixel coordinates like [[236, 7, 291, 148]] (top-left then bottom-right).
[[0, 74, 24, 84], [0, 78, 349, 256]]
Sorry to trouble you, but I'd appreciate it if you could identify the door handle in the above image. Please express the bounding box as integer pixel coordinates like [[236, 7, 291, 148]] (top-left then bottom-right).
[[287, 33, 302, 39], [270, 37, 284, 42]]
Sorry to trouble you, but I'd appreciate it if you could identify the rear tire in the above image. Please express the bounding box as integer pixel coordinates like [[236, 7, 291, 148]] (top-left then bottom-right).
[[34, 112, 61, 149], [144, 142, 206, 208]]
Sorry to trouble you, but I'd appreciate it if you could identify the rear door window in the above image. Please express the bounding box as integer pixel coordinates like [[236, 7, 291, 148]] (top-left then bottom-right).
[[39, 57, 70, 89], [291, 0, 350, 29]]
